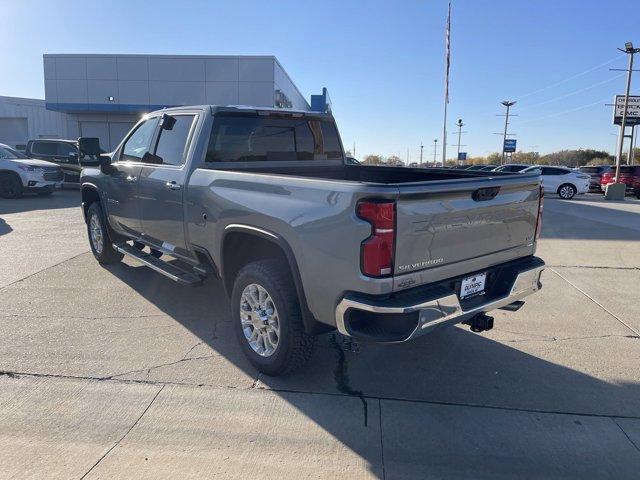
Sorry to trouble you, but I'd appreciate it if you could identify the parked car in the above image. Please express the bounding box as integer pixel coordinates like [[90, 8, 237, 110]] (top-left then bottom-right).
[[493, 164, 530, 173], [25, 139, 82, 184], [467, 164, 499, 171], [578, 165, 612, 193], [0, 143, 63, 198], [345, 156, 361, 165], [600, 165, 640, 198], [520, 165, 590, 199], [79, 105, 544, 376]]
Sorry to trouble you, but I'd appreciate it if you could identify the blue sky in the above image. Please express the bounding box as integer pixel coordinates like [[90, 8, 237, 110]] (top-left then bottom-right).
[[1, 0, 639, 161]]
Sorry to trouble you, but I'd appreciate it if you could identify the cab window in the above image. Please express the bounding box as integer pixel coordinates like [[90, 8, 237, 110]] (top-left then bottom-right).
[[120, 118, 159, 162], [153, 114, 196, 166]]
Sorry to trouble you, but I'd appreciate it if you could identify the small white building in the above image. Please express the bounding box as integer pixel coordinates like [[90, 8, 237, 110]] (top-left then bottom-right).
[[0, 54, 310, 151]]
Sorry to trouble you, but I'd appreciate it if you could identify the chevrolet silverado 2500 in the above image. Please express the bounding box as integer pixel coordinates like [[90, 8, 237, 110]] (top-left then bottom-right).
[[79, 105, 545, 376]]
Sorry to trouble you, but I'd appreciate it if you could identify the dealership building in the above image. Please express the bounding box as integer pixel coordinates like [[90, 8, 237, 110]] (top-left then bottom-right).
[[0, 54, 310, 150]]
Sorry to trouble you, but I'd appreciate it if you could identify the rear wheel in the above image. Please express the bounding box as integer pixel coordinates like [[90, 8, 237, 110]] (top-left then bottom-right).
[[231, 259, 314, 376], [558, 183, 576, 200], [87, 202, 124, 264], [0, 173, 23, 199]]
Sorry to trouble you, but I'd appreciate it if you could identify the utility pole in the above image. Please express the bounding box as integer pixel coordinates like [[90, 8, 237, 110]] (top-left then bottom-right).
[[615, 42, 640, 181], [500, 100, 516, 165], [628, 126, 635, 165], [420, 143, 424, 166], [433, 139, 439, 165]]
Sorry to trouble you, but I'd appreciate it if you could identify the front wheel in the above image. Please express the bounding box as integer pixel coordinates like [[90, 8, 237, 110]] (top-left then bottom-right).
[[558, 183, 577, 200], [0, 173, 23, 199], [231, 259, 314, 376], [86, 202, 124, 264]]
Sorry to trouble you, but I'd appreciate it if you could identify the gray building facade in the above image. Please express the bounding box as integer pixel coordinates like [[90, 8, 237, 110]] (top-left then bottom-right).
[[0, 54, 310, 151]]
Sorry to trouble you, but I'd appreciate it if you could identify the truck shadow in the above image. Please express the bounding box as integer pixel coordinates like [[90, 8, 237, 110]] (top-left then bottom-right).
[[105, 261, 640, 478]]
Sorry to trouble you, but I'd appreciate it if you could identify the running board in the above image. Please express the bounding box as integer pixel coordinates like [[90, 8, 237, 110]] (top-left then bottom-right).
[[113, 243, 203, 286]]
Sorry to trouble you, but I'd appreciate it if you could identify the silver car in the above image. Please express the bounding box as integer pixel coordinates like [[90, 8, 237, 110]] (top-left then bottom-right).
[[0, 143, 63, 198]]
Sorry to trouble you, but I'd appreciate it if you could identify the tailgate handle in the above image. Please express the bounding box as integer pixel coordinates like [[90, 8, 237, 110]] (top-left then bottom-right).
[[472, 186, 500, 201]]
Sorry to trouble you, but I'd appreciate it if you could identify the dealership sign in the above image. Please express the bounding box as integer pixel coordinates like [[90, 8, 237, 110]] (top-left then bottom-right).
[[503, 139, 517, 153], [458, 152, 467, 161], [613, 95, 640, 126]]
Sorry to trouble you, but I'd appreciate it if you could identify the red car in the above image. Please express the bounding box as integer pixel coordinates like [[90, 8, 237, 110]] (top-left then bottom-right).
[[600, 165, 640, 198]]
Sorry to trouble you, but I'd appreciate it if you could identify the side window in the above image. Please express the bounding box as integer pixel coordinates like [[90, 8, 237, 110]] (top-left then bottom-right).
[[32, 141, 57, 155], [120, 118, 159, 162], [56, 143, 77, 156], [153, 115, 196, 166], [541, 167, 562, 176]]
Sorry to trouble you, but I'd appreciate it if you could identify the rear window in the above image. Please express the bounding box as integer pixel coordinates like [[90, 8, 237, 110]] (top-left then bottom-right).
[[579, 166, 607, 174], [615, 166, 640, 175], [205, 114, 343, 163]]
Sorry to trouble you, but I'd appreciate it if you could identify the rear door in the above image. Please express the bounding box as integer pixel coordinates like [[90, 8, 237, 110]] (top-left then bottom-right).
[[394, 175, 541, 279], [138, 112, 198, 257]]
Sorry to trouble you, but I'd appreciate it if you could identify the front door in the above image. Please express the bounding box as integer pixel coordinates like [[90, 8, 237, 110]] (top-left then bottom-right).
[[138, 113, 197, 258], [103, 116, 159, 237]]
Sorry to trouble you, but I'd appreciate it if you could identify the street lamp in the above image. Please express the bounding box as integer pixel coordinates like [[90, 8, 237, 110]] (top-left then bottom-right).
[[501, 100, 516, 164], [433, 139, 438, 165]]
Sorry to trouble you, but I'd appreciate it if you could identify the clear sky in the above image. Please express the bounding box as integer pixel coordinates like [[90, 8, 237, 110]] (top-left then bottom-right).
[[1, 0, 639, 161]]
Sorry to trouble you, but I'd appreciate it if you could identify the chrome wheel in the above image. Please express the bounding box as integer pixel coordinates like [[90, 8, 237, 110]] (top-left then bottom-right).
[[559, 185, 575, 199], [89, 213, 104, 254], [240, 283, 280, 357]]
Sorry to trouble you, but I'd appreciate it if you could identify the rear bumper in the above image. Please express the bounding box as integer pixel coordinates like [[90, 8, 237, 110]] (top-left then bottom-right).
[[335, 256, 545, 343]]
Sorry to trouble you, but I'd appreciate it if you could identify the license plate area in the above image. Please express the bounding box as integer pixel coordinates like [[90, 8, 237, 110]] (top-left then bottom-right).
[[459, 272, 487, 299]]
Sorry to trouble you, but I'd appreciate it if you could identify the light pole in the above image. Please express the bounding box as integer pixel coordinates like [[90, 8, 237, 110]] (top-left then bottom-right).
[[456, 118, 465, 163], [420, 143, 424, 166], [501, 100, 516, 165], [433, 139, 438, 165], [615, 42, 640, 181]]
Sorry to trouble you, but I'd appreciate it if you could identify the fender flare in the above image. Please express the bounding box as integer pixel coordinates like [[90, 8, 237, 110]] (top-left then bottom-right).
[[220, 224, 328, 335]]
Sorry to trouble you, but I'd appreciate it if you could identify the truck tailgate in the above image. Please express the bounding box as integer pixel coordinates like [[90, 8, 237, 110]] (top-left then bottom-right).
[[394, 174, 540, 280]]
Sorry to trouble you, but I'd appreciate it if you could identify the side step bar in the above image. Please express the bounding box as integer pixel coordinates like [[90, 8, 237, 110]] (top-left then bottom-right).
[[113, 243, 203, 286]]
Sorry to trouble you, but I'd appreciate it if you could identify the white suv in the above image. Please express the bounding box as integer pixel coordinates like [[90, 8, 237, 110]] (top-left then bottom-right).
[[0, 143, 63, 198]]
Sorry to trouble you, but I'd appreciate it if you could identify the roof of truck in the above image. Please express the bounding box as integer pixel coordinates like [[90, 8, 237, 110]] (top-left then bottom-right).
[[155, 105, 331, 116]]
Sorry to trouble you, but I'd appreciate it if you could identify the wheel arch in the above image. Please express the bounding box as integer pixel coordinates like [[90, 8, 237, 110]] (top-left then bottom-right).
[[220, 225, 328, 335], [81, 183, 102, 222]]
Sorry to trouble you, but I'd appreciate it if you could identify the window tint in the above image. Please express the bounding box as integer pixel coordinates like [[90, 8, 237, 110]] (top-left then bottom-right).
[[542, 167, 568, 175], [56, 143, 77, 156], [206, 114, 343, 163], [153, 115, 195, 166], [121, 118, 159, 162], [32, 141, 58, 155]]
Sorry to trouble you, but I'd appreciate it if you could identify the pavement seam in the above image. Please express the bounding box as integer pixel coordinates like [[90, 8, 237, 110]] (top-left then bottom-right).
[[3, 369, 640, 421], [611, 418, 640, 455], [546, 264, 640, 271], [378, 398, 386, 480], [548, 267, 640, 337], [0, 251, 89, 292], [79, 384, 165, 479]]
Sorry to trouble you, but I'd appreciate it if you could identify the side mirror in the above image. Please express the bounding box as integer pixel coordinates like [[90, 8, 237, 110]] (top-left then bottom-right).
[[160, 113, 176, 130], [78, 137, 103, 167]]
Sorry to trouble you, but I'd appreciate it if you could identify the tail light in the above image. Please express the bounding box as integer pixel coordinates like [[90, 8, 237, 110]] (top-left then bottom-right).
[[535, 186, 544, 240], [357, 200, 395, 277]]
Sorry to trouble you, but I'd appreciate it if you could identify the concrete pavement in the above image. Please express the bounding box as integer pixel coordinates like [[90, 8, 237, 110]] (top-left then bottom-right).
[[1, 190, 640, 479]]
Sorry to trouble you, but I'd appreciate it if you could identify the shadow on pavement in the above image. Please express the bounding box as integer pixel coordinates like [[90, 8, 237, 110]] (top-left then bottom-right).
[[104, 261, 640, 478], [0, 189, 80, 215], [0, 217, 12, 236]]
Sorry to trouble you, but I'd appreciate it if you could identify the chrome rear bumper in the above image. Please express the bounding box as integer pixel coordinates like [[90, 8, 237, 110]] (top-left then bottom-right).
[[335, 259, 544, 343]]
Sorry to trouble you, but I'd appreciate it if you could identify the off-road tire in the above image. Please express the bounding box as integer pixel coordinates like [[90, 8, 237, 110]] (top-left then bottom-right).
[[87, 202, 124, 264], [231, 259, 314, 376], [0, 173, 23, 199]]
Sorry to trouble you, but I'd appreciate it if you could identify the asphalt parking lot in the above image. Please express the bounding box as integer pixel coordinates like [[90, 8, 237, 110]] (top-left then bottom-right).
[[1, 190, 640, 479]]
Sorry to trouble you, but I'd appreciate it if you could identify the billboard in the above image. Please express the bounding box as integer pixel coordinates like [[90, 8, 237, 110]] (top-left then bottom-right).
[[613, 95, 640, 126]]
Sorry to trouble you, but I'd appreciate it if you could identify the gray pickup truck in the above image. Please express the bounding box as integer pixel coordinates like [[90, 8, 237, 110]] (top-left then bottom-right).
[[79, 105, 545, 375]]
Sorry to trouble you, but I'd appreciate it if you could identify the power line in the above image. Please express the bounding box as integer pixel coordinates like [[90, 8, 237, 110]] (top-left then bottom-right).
[[515, 54, 625, 101]]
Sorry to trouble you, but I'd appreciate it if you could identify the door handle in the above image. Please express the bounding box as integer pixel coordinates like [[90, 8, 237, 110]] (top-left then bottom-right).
[[165, 181, 182, 190], [125, 175, 137, 182]]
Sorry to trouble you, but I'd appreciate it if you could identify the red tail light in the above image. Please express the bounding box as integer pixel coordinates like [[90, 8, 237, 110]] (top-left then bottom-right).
[[535, 186, 544, 240], [357, 200, 395, 277]]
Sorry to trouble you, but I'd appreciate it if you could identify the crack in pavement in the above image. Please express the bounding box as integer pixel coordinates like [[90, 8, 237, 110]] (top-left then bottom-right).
[[612, 418, 640, 455], [549, 267, 640, 337], [547, 264, 640, 271], [0, 251, 89, 292], [104, 354, 218, 381], [3, 368, 640, 422], [501, 333, 639, 344], [79, 384, 165, 479]]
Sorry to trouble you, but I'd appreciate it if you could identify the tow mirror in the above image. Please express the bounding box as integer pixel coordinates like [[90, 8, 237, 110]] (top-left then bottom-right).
[[78, 137, 110, 168], [160, 113, 176, 131]]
